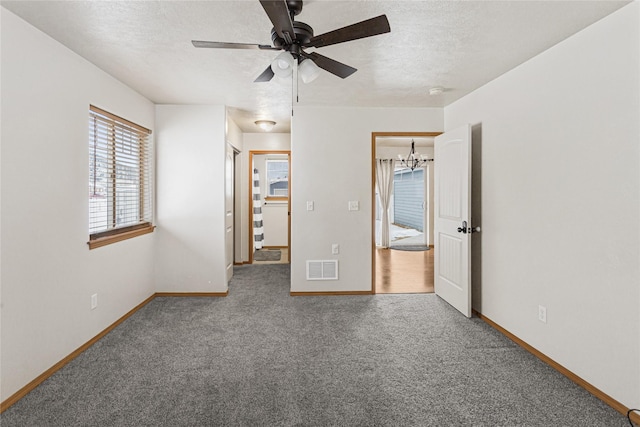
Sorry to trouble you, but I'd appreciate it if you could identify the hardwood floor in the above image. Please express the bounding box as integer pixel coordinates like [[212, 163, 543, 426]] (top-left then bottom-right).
[[375, 246, 434, 294]]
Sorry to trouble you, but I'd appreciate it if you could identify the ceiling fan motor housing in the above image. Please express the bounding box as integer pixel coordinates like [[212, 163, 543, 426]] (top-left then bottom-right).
[[286, 0, 303, 17], [271, 21, 313, 52]]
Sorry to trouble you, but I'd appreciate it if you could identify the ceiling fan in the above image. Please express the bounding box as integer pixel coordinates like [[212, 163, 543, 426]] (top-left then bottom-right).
[[192, 0, 390, 83]]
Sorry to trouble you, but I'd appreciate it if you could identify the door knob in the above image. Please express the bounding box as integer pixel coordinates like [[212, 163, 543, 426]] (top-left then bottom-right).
[[457, 221, 468, 234]]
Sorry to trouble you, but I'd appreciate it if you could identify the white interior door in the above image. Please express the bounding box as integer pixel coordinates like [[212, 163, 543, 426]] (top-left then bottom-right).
[[225, 143, 235, 283], [434, 125, 472, 317]]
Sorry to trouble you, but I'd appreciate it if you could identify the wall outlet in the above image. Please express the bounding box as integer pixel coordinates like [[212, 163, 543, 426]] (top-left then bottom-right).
[[332, 244, 340, 255], [91, 294, 98, 310], [538, 305, 547, 323]]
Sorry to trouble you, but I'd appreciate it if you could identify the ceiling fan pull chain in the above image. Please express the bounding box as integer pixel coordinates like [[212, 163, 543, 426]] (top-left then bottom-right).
[[291, 67, 295, 117]]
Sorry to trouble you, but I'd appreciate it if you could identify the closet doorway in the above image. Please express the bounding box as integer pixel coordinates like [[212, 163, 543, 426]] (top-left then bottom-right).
[[371, 132, 440, 294], [248, 150, 291, 265]]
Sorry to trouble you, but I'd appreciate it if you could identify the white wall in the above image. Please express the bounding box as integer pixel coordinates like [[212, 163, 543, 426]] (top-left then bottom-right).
[[154, 105, 228, 292], [1, 8, 156, 400], [225, 113, 243, 151], [291, 107, 443, 292], [240, 133, 291, 261], [260, 203, 288, 247], [445, 2, 640, 409]]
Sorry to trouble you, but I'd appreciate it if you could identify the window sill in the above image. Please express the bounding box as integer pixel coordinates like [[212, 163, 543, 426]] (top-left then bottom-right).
[[265, 197, 289, 201], [88, 224, 155, 250]]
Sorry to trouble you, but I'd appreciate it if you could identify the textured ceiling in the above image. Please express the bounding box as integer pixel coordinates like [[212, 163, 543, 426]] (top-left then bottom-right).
[[2, 0, 629, 133]]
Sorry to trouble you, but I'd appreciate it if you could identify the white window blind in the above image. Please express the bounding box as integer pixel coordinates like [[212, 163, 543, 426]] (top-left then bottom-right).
[[89, 105, 152, 238]]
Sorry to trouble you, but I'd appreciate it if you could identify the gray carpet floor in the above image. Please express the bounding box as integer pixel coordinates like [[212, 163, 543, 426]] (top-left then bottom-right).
[[1, 264, 629, 426]]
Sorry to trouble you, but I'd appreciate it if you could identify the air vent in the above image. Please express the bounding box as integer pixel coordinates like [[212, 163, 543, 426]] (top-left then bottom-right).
[[306, 260, 338, 280]]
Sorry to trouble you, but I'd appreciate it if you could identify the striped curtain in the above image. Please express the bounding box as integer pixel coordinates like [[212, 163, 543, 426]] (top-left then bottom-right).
[[253, 167, 264, 250]]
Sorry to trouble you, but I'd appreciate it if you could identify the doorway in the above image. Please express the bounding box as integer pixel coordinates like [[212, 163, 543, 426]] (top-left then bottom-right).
[[226, 143, 239, 283], [376, 166, 428, 249], [371, 132, 441, 294], [248, 150, 291, 265]]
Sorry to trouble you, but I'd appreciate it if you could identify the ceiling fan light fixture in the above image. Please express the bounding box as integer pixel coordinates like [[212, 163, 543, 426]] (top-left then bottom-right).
[[271, 52, 295, 78], [192, 5, 391, 83], [299, 58, 321, 84], [255, 120, 276, 132]]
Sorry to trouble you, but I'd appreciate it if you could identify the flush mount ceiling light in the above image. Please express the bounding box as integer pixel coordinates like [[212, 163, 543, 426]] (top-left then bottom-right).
[[429, 86, 444, 96], [255, 120, 276, 132]]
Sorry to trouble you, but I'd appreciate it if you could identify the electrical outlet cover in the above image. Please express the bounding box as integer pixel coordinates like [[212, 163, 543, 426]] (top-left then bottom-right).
[[538, 305, 547, 323]]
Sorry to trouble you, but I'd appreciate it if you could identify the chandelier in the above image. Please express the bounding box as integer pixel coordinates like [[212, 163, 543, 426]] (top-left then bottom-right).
[[397, 139, 432, 171]]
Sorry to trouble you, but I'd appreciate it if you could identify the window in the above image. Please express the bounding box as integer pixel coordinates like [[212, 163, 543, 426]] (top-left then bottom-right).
[[266, 158, 289, 198], [88, 105, 153, 249]]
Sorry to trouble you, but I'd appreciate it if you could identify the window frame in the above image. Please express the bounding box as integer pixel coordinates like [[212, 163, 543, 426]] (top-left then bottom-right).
[[264, 158, 289, 200], [88, 105, 154, 249]]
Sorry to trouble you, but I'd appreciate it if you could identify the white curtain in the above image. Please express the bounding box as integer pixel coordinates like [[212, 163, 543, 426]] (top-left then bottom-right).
[[376, 159, 395, 248], [253, 167, 264, 250]]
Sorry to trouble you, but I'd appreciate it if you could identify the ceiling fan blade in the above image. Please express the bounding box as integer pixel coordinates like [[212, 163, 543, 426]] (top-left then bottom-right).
[[301, 52, 357, 79], [192, 40, 279, 50], [254, 65, 275, 82], [259, 0, 295, 43], [304, 15, 390, 49]]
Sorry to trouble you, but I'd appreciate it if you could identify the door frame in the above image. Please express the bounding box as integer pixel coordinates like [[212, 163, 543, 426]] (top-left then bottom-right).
[[371, 132, 441, 293], [226, 142, 240, 283], [248, 150, 291, 264]]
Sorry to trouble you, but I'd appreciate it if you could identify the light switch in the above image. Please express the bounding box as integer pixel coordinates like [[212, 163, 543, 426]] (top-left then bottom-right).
[[332, 244, 340, 255], [348, 201, 359, 211], [306, 201, 314, 211]]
